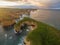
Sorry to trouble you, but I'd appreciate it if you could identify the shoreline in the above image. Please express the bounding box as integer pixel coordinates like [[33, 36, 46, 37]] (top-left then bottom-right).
[[24, 37, 30, 45], [24, 23, 37, 45]]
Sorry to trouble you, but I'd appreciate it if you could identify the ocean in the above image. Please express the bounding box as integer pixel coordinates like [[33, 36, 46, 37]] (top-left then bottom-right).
[[31, 9, 60, 30], [0, 9, 60, 45]]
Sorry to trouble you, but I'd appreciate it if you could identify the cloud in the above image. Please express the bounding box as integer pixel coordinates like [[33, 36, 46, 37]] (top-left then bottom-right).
[[24, 0, 60, 9], [48, 0, 60, 9], [0, 0, 60, 9], [30, 0, 60, 9], [0, 1, 20, 7], [0, 0, 18, 1]]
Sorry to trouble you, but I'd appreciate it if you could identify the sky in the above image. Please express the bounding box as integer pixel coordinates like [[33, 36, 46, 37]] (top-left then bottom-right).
[[0, 0, 60, 9]]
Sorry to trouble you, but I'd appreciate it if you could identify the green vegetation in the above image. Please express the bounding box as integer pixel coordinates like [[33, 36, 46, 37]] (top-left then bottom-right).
[[26, 18, 60, 45], [14, 17, 60, 45], [14, 17, 36, 31]]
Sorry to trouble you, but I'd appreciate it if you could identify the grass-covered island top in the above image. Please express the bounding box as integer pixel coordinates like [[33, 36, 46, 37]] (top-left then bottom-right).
[[14, 17, 60, 45]]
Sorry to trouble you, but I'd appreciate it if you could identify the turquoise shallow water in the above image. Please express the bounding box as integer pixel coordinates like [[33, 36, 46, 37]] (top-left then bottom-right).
[[0, 25, 29, 45]]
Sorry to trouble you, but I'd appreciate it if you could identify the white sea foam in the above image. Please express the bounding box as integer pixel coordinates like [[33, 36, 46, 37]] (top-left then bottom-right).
[[18, 43, 23, 45], [26, 29, 29, 31], [9, 36, 12, 39], [5, 34, 7, 38]]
